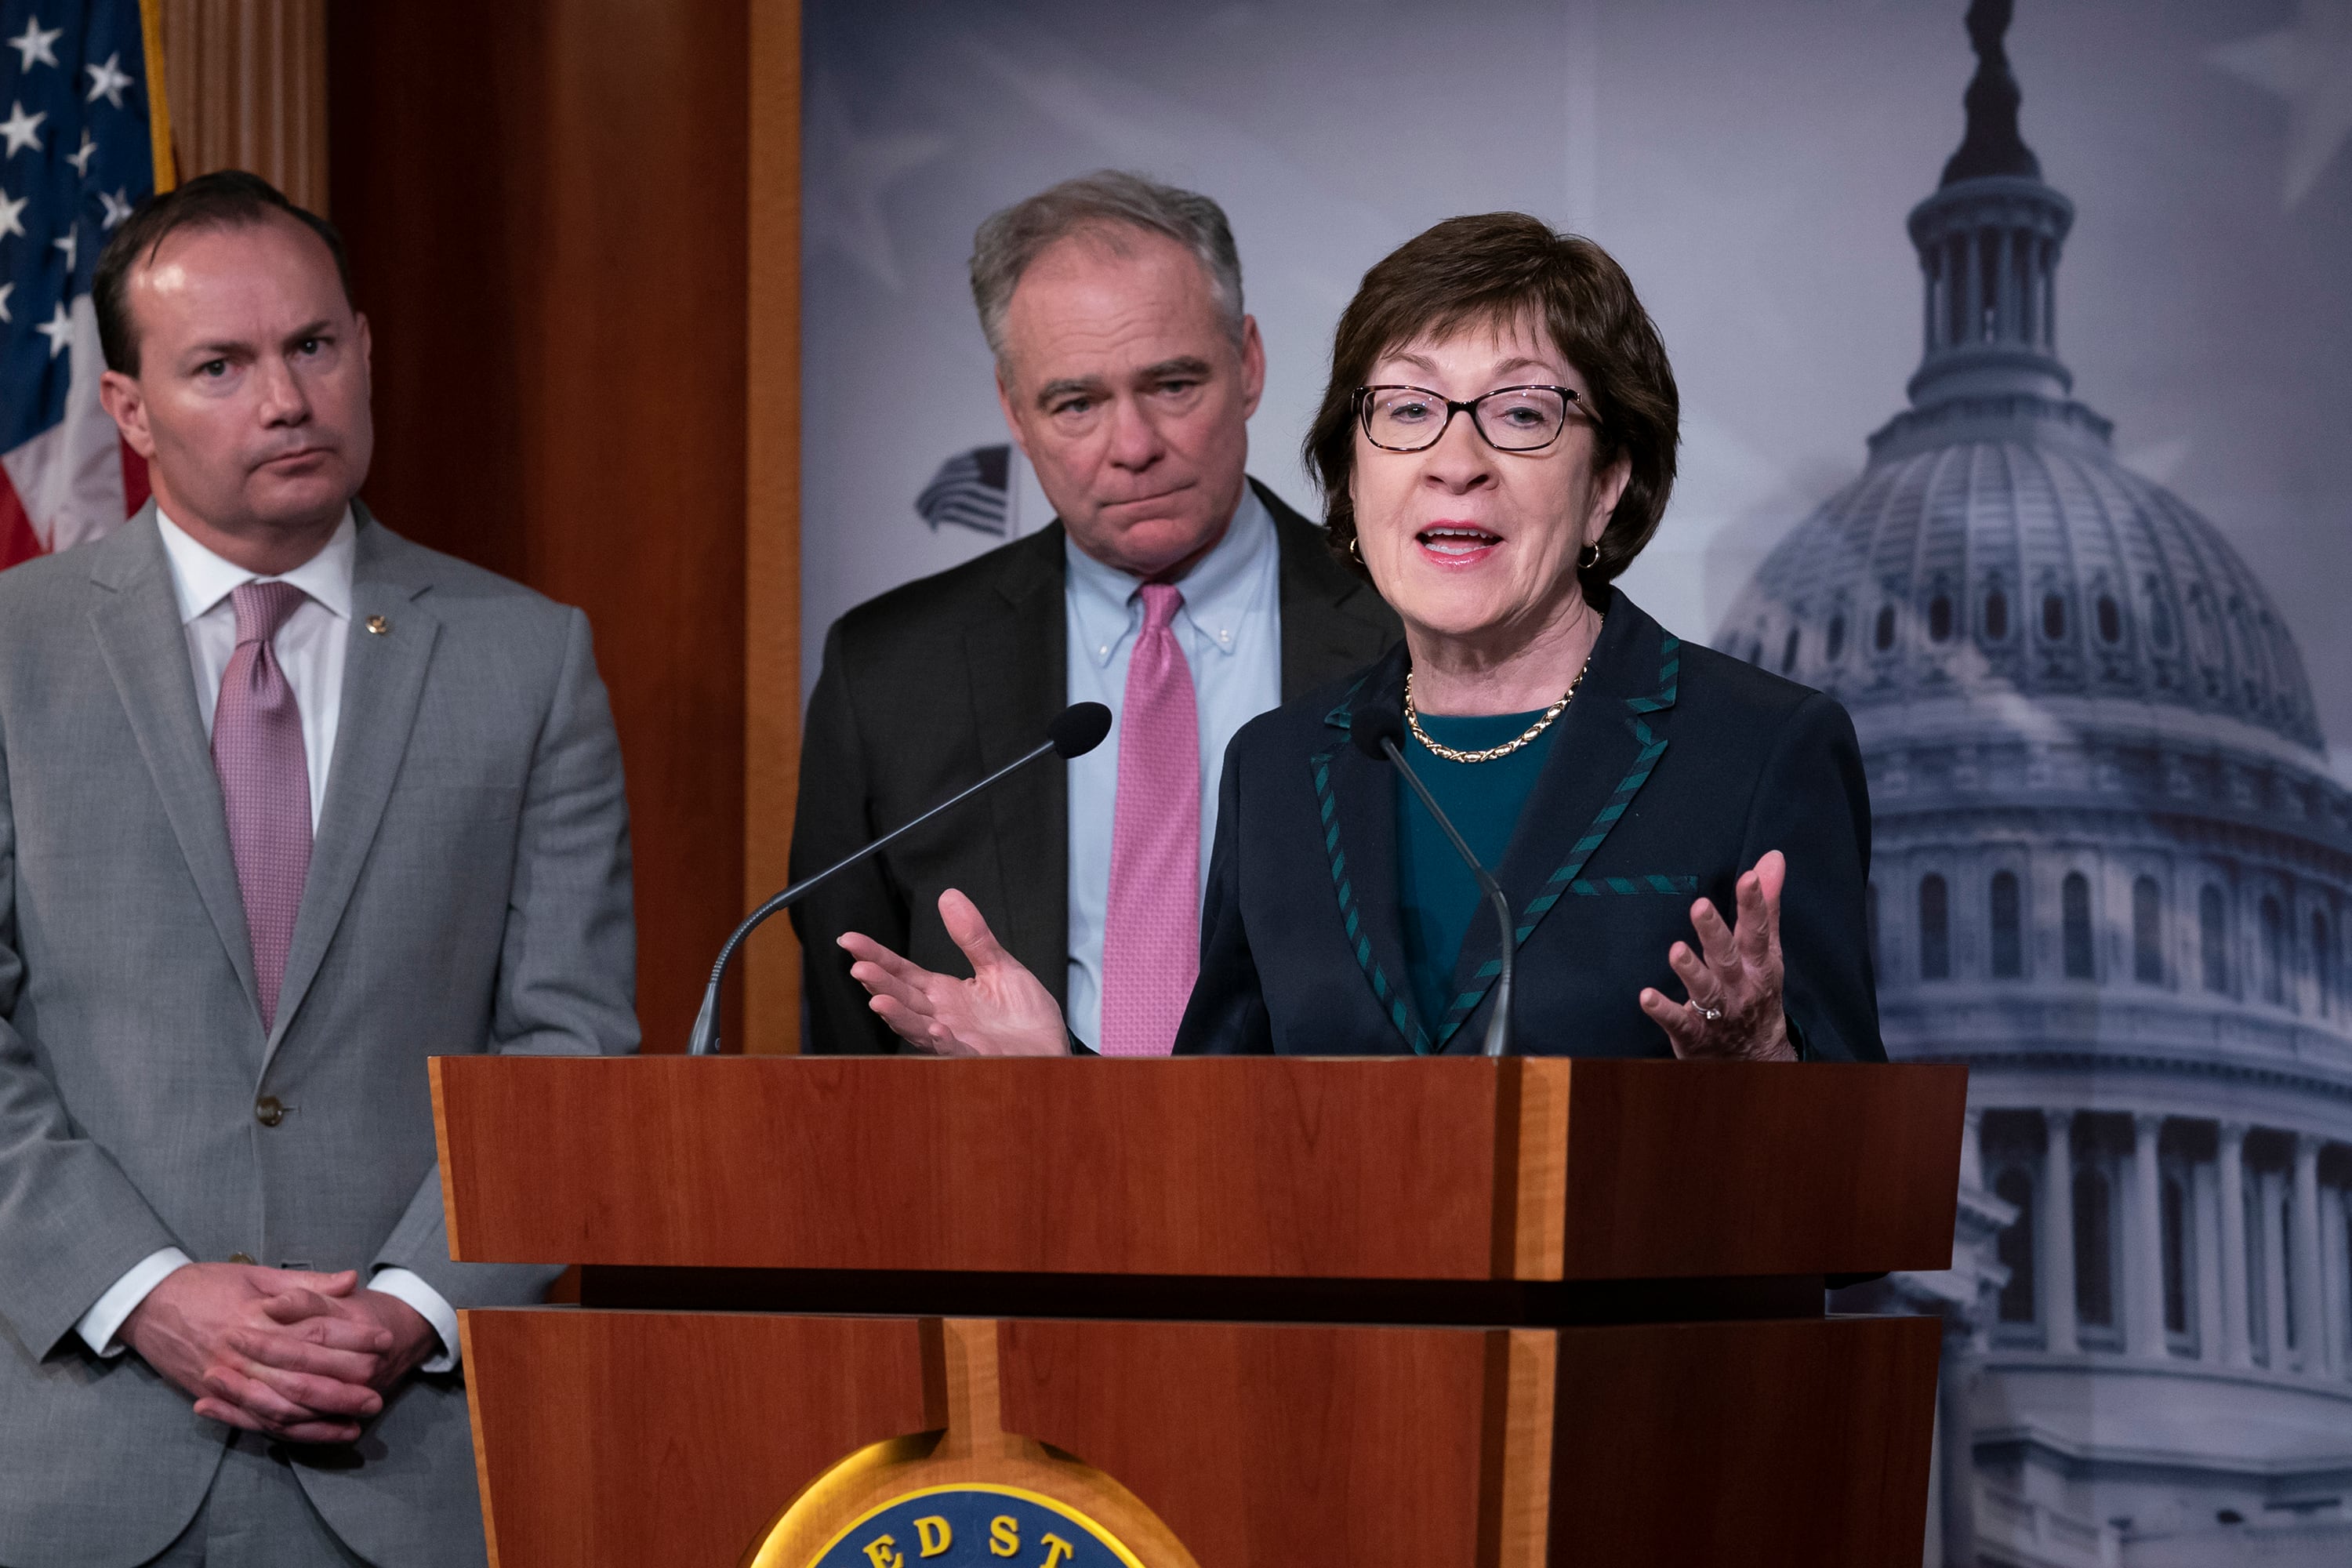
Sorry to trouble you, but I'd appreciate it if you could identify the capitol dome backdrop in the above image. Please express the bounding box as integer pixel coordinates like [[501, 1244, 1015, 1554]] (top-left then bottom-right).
[[800, 2, 2352, 1562], [1722, 6, 2351, 1564]]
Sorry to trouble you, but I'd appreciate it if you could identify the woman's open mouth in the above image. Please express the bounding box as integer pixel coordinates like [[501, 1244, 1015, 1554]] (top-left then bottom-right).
[[1415, 523, 1502, 564]]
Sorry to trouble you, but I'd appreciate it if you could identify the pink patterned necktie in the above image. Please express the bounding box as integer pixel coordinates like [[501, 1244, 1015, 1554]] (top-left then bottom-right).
[[212, 580, 313, 1031], [1099, 582, 1201, 1056]]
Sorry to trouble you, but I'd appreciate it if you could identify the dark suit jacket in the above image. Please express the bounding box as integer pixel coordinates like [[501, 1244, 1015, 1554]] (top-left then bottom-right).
[[791, 481, 1400, 1054], [1174, 590, 1886, 1059]]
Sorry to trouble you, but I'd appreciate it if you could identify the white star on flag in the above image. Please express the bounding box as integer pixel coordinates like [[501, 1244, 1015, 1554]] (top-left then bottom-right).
[[0, 281, 13, 324], [54, 227, 76, 270], [7, 16, 62, 71], [67, 128, 96, 176], [35, 299, 74, 358], [98, 187, 133, 228], [84, 53, 132, 109], [0, 187, 26, 239], [2211, 0, 2352, 209], [2, 100, 45, 157]]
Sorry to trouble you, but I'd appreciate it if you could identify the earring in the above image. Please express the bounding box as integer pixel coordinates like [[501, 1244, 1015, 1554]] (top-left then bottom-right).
[[1348, 534, 1363, 563], [1579, 542, 1601, 570]]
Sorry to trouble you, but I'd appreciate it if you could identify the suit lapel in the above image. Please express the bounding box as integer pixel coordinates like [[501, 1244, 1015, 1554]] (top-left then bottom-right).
[[1431, 593, 1681, 1050], [1314, 645, 1432, 1053], [1267, 483, 1397, 700], [265, 514, 440, 1063], [964, 527, 1069, 1004], [85, 514, 265, 1027]]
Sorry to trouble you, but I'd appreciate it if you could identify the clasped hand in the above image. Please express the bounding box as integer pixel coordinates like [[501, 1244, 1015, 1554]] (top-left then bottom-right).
[[122, 1262, 438, 1445], [844, 851, 1797, 1061]]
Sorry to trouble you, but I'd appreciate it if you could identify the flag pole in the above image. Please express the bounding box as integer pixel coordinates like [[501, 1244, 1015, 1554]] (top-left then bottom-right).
[[137, 0, 175, 192]]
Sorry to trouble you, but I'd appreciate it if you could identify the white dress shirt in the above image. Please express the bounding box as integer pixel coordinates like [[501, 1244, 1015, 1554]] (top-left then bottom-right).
[[74, 508, 461, 1373], [1063, 487, 1283, 1047]]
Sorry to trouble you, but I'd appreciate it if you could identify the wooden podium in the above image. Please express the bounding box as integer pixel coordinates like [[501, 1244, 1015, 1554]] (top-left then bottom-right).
[[431, 1055, 1965, 1566]]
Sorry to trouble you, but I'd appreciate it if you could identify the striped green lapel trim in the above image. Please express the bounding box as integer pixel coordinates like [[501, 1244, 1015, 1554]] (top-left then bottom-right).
[[1428, 635, 1682, 1050], [1309, 747, 1434, 1055]]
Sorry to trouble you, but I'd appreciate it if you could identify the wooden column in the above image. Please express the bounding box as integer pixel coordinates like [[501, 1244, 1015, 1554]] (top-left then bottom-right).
[[158, 0, 329, 209], [327, 1, 764, 1054], [744, 0, 803, 1054]]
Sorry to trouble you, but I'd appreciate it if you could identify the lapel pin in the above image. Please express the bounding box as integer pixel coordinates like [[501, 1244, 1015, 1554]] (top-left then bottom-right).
[[366, 615, 390, 636]]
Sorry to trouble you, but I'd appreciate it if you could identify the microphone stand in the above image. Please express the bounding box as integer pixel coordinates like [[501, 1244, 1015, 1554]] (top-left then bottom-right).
[[688, 704, 1109, 1055], [1376, 735, 1515, 1059]]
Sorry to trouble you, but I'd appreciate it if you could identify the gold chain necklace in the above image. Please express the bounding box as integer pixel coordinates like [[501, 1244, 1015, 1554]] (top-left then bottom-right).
[[1404, 621, 1602, 764]]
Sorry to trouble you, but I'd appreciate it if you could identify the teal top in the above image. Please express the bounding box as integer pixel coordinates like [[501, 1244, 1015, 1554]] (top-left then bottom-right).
[[1395, 709, 1559, 1030]]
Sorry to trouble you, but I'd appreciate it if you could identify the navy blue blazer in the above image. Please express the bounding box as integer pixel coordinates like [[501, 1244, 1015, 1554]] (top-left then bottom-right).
[[1173, 590, 1886, 1060]]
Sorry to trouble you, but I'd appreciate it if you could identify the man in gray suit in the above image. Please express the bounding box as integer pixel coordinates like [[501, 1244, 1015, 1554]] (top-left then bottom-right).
[[0, 172, 636, 1566]]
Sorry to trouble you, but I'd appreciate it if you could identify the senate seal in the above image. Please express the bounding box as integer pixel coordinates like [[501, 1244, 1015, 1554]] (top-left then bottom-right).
[[803, 1484, 1145, 1568], [742, 1323, 1198, 1568]]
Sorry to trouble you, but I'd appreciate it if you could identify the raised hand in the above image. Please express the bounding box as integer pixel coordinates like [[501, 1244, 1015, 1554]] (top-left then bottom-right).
[[840, 888, 1070, 1056], [1637, 849, 1797, 1062]]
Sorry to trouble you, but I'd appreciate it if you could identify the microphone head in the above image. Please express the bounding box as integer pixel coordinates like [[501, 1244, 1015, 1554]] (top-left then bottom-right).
[[1352, 702, 1406, 763], [1050, 702, 1114, 759]]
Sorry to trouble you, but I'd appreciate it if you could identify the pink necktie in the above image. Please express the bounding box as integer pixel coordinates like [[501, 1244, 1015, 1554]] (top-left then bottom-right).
[[212, 581, 313, 1031], [1099, 583, 1202, 1056]]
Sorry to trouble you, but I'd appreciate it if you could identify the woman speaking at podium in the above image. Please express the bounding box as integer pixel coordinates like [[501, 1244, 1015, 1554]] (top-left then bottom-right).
[[840, 213, 1884, 1064]]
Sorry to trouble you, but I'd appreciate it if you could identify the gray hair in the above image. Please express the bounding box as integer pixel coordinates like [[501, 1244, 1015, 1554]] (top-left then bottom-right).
[[969, 170, 1245, 366]]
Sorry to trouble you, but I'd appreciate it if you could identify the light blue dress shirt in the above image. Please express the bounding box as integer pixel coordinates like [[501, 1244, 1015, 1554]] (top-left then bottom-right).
[[1064, 487, 1283, 1047]]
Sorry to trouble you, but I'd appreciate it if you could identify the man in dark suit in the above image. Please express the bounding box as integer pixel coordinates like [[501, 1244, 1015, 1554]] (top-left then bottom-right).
[[792, 172, 1396, 1056]]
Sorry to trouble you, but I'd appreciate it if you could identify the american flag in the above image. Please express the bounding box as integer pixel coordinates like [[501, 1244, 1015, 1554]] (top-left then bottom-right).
[[915, 442, 1013, 539], [2, 0, 165, 571]]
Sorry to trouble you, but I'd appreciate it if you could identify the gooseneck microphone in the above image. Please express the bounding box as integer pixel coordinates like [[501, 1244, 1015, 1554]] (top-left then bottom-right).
[[1352, 704, 1515, 1058], [686, 702, 1113, 1055]]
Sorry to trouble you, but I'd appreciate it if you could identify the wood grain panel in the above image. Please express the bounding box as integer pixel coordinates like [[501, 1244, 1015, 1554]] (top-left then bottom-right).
[[460, 1308, 935, 1568], [1480, 1330, 1557, 1568], [1553, 1061, 1968, 1278], [160, 0, 329, 211], [1547, 1316, 1943, 1566], [437, 1054, 1503, 1278], [995, 1316, 1936, 1566], [1497, 1057, 1570, 1278], [434, 1056, 1965, 1283], [328, 1, 750, 1057], [742, 0, 802, 1054], [996, 1318, 1497, 1566]]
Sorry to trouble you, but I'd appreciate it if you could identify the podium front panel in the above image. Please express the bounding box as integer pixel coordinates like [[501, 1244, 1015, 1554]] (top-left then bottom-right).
[[433, 1056, 1966, 1283], [461, 1308, 1940, 1568]]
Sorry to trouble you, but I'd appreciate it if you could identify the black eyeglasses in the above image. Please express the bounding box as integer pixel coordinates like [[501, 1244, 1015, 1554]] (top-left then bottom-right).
[[1355, 383, 1593, 453]]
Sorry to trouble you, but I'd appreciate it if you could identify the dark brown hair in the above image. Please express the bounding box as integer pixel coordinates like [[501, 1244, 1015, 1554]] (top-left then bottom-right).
[[1304, 213, 1679, 589], [94, 169, 354, 377]]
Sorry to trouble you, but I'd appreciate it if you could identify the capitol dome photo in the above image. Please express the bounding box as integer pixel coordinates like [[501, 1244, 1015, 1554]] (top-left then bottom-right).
[[1717, 4, 2352, 1564]]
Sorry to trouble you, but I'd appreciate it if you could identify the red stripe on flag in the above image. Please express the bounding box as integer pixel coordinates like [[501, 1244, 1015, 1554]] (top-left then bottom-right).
[[122, 439, 152, 517], [0, 466, 41, 571]]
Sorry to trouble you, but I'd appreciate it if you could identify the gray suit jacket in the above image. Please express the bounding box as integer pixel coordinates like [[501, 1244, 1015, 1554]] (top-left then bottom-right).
[[789, 481, 1400, 1054], [0, 506, 638, 1568]]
